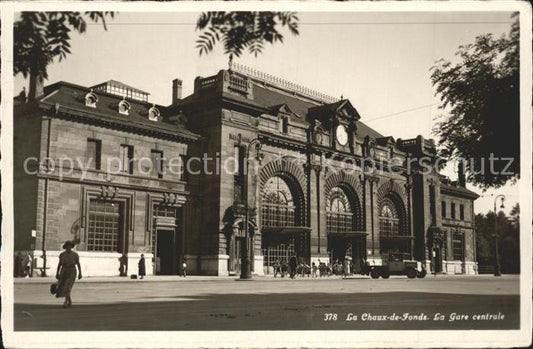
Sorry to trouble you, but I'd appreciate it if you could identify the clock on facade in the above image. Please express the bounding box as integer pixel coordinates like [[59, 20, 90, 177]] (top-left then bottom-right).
[[336, 124, 348, 146]]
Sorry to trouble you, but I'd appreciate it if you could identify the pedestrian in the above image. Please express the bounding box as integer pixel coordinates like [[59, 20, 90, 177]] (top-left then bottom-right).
[[55, 241, 82, 308], [312, 262, 318, 278], [281, 259, 288, 277], [181, 259, 187, 277], [273, 259, 281, 277], [289, 255, 297, 279], [138, 254, 146, 279], [14, 252, 22, 277], [118, 254, 127, 276], [22, 253, 30, 278], [343, 259, 349, 278], [298, 263, 305, 278]]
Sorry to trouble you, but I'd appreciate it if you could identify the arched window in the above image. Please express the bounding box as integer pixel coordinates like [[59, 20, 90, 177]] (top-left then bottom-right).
[[262, 176, 296, 227], [379, 198, 400, 237], [326, 187, 354, 233]]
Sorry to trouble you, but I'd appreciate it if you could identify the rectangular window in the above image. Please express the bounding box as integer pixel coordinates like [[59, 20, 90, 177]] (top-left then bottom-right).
[[151, 150, 164, 179], [460, 204, 465, 220], [120, 145, 134, 174], [87, 200, 123, 252], [441, 201, 447, 218], [443, 230, 448, 261], [452, 232, 464, 261], [451, 203, 456, 219], [86, 139, 101, 170]]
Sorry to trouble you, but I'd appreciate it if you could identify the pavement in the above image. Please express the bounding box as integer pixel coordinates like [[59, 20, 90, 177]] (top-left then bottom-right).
[[13, 274, 520, 331]]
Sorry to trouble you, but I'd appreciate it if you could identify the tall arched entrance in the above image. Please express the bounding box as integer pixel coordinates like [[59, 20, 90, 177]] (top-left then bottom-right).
[[326, 184, 366, 273], [378, 192, 411, 261], [260, 174, 310, 274]]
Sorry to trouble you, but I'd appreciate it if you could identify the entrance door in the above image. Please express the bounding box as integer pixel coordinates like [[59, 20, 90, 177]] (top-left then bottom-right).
[[261, 233, 296, 273], [328, 236, 348, 263], [156, 229, 176, 275]]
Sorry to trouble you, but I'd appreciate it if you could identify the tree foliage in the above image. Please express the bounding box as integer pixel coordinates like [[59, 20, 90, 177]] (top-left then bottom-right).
[[475, 205, 520, 274], [196, 12, 299, 58], [14, 12, 114, 80], [430, 14, 519, 189]]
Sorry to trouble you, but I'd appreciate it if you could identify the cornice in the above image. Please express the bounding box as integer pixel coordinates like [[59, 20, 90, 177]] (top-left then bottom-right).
[[38, 102, 199, 144]]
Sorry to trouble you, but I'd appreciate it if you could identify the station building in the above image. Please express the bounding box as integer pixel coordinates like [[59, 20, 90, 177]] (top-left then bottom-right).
[[14, 63, 479, 277]]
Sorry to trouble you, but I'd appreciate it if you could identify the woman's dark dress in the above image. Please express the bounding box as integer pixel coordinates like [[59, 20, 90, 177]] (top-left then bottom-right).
[[56, 250, 79, 298], [138, 257, 146, 276]]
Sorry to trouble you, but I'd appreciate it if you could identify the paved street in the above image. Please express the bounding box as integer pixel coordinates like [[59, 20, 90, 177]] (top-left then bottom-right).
[[14, 275, 519, 331]]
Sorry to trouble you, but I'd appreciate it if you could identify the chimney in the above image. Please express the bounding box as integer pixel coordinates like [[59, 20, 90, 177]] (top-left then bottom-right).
[[172, 79, 182, 105], [28, 74, 44, 101], [458, 161, 466, 187]]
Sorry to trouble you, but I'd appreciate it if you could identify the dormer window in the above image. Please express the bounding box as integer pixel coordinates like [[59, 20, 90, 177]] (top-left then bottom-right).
[[85, 90, 98, 108], [118, 99, 131, 116], [148, 106, 160, 121]]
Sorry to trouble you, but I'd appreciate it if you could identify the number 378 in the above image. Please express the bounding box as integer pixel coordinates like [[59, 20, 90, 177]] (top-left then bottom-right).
[[324, 313, 338, 321]]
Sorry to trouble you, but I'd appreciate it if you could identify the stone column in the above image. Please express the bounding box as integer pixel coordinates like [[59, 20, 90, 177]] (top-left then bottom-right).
[[404, 180, 414, 259], [306, 162, 318, 255], [317, 165, 328, 256], [367, 175, 380, 259]]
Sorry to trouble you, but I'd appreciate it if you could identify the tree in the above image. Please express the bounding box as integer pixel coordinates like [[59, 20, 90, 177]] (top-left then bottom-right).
[[430, 14, 519, 189], [475, 212, 494, 266], [475, 209, 520, 274], [509, 203, 520, 226], [196, 12, 299, 59], [14, 12, 114, 99]]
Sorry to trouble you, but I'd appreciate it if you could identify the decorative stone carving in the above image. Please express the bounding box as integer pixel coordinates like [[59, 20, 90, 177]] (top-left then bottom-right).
[[100, 185, 118, 199], [162, 192, 186, 206]]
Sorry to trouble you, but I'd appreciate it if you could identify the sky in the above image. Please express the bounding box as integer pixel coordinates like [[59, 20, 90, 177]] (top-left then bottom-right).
[[14, 11, 519, 215]]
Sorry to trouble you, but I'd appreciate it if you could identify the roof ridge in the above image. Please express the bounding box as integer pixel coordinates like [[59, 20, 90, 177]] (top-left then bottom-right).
[[91, 80, 150, 95], [230, 61, 339, 105]]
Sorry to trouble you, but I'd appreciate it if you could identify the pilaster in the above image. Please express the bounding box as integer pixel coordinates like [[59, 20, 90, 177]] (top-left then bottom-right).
[[367, 175, 380, 257]]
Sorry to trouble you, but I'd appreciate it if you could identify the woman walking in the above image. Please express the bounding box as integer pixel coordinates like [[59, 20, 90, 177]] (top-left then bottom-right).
[[138, 254, 146, 279], [55, 241, 82, 308]]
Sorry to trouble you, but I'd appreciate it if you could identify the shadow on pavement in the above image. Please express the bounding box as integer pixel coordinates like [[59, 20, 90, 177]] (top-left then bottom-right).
[[15, 292, 519, 331]]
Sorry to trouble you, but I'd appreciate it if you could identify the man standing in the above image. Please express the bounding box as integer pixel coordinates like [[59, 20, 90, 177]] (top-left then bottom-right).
[[138, 254, 146, 279], [273, 259, 281, 277], [289, 255, 297, 279]]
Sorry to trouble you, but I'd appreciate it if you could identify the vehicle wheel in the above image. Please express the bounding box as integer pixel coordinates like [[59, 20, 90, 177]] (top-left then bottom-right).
[[406, 268, 417, 279], [381, 271, 390, 279], [417, 269, 427, 279], [370, 269, 380, 279]]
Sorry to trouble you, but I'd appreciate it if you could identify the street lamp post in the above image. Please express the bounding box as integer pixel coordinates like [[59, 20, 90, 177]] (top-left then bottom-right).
[[240, 138, 262, 280], [493, 194, 505, 277]]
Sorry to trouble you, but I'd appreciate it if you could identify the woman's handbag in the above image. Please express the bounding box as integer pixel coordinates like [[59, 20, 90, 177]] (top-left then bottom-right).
[[50, 282, 58, 295]]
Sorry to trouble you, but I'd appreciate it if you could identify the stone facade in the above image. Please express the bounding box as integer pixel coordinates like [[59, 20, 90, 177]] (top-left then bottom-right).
[[14, 81, 199, 277], [14, 67, 479, 277]]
